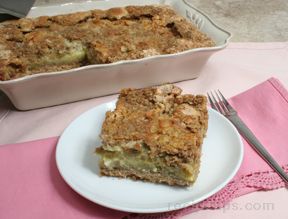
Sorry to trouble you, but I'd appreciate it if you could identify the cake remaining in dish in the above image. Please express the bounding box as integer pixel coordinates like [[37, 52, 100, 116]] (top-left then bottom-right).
[[96, 84, 208, 186], [0, 5, 215, 81]]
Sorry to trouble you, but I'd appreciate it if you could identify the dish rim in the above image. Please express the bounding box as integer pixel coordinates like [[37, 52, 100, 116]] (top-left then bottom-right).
[[0, 0, 232, 85]]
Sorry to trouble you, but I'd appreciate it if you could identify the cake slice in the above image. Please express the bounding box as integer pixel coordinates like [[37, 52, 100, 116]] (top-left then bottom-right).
[[96, 84, 208, 186]]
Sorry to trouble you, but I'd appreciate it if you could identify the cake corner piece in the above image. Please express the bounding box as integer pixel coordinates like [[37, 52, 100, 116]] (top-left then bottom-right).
[[96, 84, 208, 186]]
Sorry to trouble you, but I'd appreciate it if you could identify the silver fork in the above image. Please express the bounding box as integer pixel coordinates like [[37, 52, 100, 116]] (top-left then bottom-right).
[[207, 90, 288, 185]]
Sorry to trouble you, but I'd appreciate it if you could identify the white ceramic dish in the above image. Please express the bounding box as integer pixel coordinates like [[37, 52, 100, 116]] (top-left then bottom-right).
[[0, 0, 231, 110], [56, 100, 243, 213]]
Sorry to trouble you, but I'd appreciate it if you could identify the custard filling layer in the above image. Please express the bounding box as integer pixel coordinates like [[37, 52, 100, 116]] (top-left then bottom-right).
[[97, 148, 199, 182]]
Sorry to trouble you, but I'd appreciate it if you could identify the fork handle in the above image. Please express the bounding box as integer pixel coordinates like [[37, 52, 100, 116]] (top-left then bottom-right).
[[228, 115, 288, 185]]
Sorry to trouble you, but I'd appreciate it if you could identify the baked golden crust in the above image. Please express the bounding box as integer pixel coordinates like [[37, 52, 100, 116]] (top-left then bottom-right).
[[0, 5, 215, 81], [97, 84, 208, 186]]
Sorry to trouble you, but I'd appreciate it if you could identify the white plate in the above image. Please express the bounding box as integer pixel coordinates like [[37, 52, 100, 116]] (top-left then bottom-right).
[[56, 100, 243, 213]]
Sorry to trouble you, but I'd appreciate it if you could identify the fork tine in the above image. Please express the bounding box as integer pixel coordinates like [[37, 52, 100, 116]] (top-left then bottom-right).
[[214, 90, 229, 115], [218, 90, 233, 110], [207, 92, 217, 110], [209, 91, 226, 115]]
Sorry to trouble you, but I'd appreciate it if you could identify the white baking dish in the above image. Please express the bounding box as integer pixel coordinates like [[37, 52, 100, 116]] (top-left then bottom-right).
[[0, 0, 231, 110]]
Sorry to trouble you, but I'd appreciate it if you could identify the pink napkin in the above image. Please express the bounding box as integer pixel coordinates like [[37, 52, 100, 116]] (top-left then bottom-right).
[[0, 77, 287, 219]]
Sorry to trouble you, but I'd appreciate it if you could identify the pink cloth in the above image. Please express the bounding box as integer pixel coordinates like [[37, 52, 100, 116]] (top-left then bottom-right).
[[0, 137, 127, 219], [0, 78, 287, 219]]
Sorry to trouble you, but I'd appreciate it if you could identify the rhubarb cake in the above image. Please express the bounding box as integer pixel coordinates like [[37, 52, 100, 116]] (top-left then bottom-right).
[[0, 5, 215, 81], [96, 84, 208, 186]]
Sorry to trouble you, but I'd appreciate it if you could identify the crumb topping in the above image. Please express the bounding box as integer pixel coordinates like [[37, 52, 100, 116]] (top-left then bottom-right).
[[0, 5, 215, 81], [100, 84, 208, 163]]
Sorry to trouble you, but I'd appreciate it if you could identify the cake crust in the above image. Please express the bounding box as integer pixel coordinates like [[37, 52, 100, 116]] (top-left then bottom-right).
[[0, 5, 215, 81]]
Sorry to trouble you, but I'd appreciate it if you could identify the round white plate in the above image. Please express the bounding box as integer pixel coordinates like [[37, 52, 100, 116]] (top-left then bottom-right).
[[56, 100, 243, 213]]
